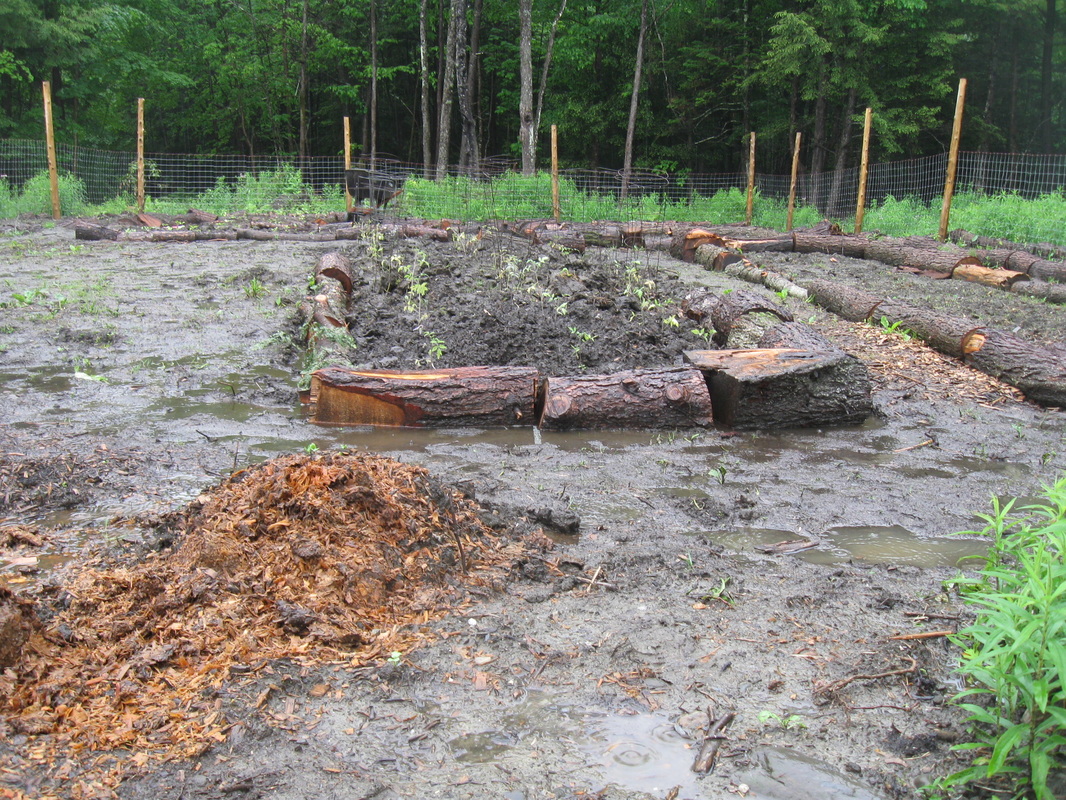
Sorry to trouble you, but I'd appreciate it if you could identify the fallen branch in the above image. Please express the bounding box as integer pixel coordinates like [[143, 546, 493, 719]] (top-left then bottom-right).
[[814, 657, 918, 695], [888, 630, 953, 641], [691, 709, 736, 773]]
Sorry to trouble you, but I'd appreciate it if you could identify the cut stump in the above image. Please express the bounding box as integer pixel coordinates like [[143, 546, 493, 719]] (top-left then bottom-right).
[[684, 348, 874, 430]]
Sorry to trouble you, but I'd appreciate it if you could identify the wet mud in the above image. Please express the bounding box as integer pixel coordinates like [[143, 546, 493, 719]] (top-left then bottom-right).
[[0, 215, 1064, 799]]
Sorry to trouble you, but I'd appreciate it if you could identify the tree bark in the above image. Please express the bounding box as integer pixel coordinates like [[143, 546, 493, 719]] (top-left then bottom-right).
[[311, 366, 538, 427], [435, 0, 459, 178], [518, 0, 535, 175], [453, 0, 479, 171], [538, 367, 713, 430], [419, 0, 433, 176], [684, 348, 873, 429], [706, 288, 792, 346], [620, 0, 649, 203]]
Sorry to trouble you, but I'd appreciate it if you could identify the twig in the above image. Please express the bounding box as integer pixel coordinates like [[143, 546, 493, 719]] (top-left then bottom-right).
[[691, 709, 735, 773], [888, 630, 952, 641], [582, 565, 603, 595], [903, 611, 960, 621], [892, 439, 935, 453], [814, 657, 918, 695]]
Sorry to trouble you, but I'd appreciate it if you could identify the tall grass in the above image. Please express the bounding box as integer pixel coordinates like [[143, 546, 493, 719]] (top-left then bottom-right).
[[0, 170, 88, 217], [935, 477, 1066, 800]]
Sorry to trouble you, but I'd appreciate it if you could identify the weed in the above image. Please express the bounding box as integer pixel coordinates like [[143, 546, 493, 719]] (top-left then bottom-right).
[[758, 710, 807, 730], [935, 478, 1066, 800], [304, 442, 319, 455], [662, 314, 680, 328], [568, 326, 596, 343], [555, 301, 569, 316], [875, 315, 916, 340], [244, 277, 266, 298], [387, 650, 403, 665], [424, 332, 447, 362], [690, 327, 714, 343], [710, 465, 728, 484], [775, 287, 790, 301]]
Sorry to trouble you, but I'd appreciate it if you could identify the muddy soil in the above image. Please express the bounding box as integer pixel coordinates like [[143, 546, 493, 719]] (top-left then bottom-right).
[[1, 214, 1064, 800]]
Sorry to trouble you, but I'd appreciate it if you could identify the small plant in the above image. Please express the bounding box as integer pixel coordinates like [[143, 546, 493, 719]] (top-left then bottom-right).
[[244, 277, 266, 298], [690, 327, 714, 343], [662, 314, 680, 328], [775, 287, 790, 301], [710, 465, 728, 484], [758, 710, 807, 730], [304, 442, 319, 455], [693, 576, 735, 607], [875, 315, 916, 340], [935, 477, 1066, 800], [424, 332, 447, 362], [568, 326, 596, 343], [387, 650, 403, 665]]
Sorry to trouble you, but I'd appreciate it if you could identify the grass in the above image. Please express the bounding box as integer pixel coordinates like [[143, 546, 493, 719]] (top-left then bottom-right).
[[934, 476, 1066, 800], [3, 166, 1065, 249]]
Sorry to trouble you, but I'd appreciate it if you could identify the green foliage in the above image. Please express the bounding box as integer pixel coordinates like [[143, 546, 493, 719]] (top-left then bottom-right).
[[937, 477, 1066, 800], [0, 171, 88, 216]]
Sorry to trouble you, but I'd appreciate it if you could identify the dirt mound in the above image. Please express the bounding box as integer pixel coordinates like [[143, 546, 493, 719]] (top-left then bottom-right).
[[0, 453, 529, 793]]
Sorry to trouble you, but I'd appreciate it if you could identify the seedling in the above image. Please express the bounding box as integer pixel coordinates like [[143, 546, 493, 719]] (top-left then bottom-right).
[[875, 315, 915, 340], [304, 442, 319, 455], [387, 650, 403, 665], [424, 332, 447, 362], [244, 277, 266, 298], [690, 327, 714, 342], [758, 710, 807, 730]]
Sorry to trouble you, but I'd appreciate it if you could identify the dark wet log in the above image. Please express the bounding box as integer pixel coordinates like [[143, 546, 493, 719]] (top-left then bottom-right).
[[1012, 280, 1066, 305], [950, 229, 1066, 261], [791, 231, 867, 259], [0, 587, 38, 669], [311, 365, 538, 427], [186, 208, 220, 225], [74, 223, 121, 241], [709, 289, 793, 346], [804, 279, 1066, 405], [538, 367, 713, 430], [695, 247, 810, 300], [755, 321, 843, 352], [236, 229, 337, 242], [315, 251, 354, 296], [1024, 258, 1066, 283], [684, 348, 873, 429], [680, 289, 722, 323], [506, 220, 586, 252], [961, 329, 1066, 407]]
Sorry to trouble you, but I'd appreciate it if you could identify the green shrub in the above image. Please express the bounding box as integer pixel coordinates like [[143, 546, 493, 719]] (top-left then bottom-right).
[[9, 170, 88, 216], [937, 476, 1066, 800]]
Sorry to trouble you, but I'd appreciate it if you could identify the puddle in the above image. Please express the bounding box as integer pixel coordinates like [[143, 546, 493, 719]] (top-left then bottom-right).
[[701, 525, 987, 568], [734, 746, 887, 800]]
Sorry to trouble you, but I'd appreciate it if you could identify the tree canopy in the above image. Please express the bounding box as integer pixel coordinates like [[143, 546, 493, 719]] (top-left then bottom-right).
[[0, 0, 1061, 173]]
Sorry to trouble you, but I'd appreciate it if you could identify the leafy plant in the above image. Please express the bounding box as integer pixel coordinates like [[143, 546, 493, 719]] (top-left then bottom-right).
[[244, 277, 266, 298], [758, 710, 807, 730], [875, 315, 916, 340], [936, 477, 1066, 800], [424, 331, 446, 362], [690, 327, 714, 342]]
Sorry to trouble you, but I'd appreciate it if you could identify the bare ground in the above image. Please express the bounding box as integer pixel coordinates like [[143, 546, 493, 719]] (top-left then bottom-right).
[[0, 214, 1064, 800]]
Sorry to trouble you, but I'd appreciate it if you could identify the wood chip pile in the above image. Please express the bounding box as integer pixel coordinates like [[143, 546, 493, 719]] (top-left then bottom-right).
[[0, 452, 526, 797]]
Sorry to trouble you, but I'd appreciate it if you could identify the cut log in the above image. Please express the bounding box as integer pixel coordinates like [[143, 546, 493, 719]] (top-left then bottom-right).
[[74, 223, 121, 241], [950, 229, 1066, 262], [804, 278, 1066, 406], [792, 231, 867, 259], [1012, 280, 1066, 305], [311, 366, 538, 427], [961, 329, 1066, 407], [315, 251, 354, 296], [755, 320, 845, 352], [670, 227, 729, 262], [538, 367, 713, 430], [684, 348, 873, 429], [709, 289, 793, 346]]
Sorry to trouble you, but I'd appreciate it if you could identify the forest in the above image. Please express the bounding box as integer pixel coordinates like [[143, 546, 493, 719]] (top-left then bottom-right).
[[0, 0, 1062, 177]]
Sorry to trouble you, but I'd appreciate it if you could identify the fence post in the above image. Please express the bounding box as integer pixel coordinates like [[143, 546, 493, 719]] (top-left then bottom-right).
[[343, 116, 352, 213], [136, 98, 145, 212], [41, 81, 61, 220], [745, 132, 756, 225], [939, 78, 967, 241], [551, 124, 561, 222], [787, 132, 802, 231], [855, 107, 873, 233]]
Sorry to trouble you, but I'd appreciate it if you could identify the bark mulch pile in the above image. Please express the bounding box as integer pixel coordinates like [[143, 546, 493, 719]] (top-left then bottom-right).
[[0, 452, 530, 798]]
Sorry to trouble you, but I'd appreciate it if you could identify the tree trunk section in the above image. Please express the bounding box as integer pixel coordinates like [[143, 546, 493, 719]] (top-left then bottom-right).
[[963, 328, 1066, 407], [684, 348, 873, 429], [311, 366, 538, 427], [708, 289, 792, 346], [538, 367, 713, 430]]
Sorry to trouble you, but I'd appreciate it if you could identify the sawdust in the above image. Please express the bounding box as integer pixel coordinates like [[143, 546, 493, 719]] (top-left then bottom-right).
[[0, 452, 530, 797]]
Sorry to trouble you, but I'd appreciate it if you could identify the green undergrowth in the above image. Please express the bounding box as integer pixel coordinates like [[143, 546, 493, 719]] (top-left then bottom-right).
[[3, 167, 1065, 248], [934, 476, 1066, 799]]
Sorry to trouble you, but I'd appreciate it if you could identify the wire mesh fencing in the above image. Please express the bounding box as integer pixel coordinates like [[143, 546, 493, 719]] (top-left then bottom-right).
[[2, 139, 1065, 246]]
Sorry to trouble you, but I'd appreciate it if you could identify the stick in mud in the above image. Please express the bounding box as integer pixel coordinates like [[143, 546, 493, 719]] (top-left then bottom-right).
[[691, 709, 736, 774]]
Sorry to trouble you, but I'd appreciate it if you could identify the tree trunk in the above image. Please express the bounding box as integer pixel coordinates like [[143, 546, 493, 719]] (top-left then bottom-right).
[[538, 367, 713, 430], [1041, 0, 1057, 153], [518, 0, 535, 175], [707, 288, 793, 346], [620, 0, 649, 204], [825, 86, 857, 217], [533, 0, 569, 171], [683, 348, 873, 429], [298, 0, 309, 159], [311, 366, 538, 427], [420, 0, 433, 176], [810, 68, 827, 211], [369, 0, 379, 165], [435, 0, 458, 178], [454, 0, 479, 171]]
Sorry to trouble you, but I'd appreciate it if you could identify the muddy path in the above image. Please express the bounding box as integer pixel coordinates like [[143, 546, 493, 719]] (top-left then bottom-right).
[[1, 215, 1064, 800]]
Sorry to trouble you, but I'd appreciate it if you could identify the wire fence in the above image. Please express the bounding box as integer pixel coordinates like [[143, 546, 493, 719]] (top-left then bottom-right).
[[2, 138, 1065, 245]]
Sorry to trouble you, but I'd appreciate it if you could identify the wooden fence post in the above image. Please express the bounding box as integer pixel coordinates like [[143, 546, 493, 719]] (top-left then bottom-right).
[[41, 81, 60, 220], [787, 131, 802, 231], [551, 124, 560, 222], [854, 107, 873, 233], [136, 98, 145, 212], [745, 132, 756, 225], [939, 78, 967, 241], [343, 116, 352, 213]]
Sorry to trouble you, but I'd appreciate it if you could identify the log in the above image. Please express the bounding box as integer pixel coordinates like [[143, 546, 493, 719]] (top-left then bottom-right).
[[1012, 280, 1066, 305], [538, 367, 713, 430], [792, 231, 868, 259], [804, 278, 1066, 406], [961, 329, 1066, 407], [315, 251, 354, 296], [74, 223, 121, 241], [950, 229, 1066, 262], [670, 227, 729, 262], [311, 365, 538, 427], [684, 348, 873, 429], [708, 289, 793, 346]]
